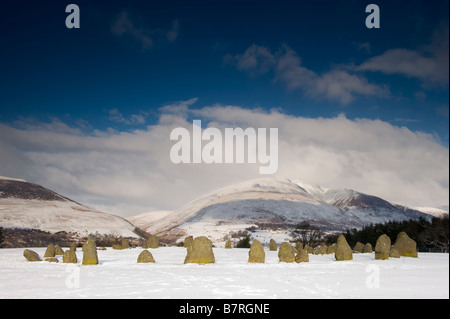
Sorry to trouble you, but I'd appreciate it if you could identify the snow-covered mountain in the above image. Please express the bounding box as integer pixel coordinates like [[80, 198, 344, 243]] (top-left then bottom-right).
[[130, 177, 439, 244], [0, 176, 139, 238]]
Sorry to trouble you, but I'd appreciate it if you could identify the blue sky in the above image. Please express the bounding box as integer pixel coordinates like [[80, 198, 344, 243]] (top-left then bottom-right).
[[1, 0, 448, 142], [0, 1, 448, 216]]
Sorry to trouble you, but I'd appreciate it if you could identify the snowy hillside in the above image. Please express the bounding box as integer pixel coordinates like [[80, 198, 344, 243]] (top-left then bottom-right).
[[132, 177, 436, 244], [0, 177, 139, 238]]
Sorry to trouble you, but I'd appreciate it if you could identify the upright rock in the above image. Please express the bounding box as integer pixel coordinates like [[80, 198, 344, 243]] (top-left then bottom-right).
[[375, 234, 391, 260], [313, 245, 328, 255], [327, 244, 336, 254], [295, 248, 309, 263], [137, 249, 155, 263], [353, 242, 364, 253], [295, 241, 303, 252], [82, 237, 99, 265], [248, 239, 265, 263], [44, 244, 56, 258], [63, 250, 78, 263], [278, 242, 296, 262], [334, 235, 353, 261], [147, 235, 159, 249], [363, 243, 373, 253], [23, 249, 42, 262], [55, 244, 64, 256], [269, 239, 277, 251], [184, 236, 215, 264], [184, 236, 194, 248], [393, 232, 418, 257], [225, 240, 232, 249]]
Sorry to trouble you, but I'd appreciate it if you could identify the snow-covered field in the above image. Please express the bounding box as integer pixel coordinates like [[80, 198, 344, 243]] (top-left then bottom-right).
[[0, 247, 448, 299]]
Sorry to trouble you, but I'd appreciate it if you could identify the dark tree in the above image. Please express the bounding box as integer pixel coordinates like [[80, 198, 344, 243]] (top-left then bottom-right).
[[290, 221, 324, 247]]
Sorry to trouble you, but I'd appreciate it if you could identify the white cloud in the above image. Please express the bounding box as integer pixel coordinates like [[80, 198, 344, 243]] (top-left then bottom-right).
[[228, 44, 389, 105], [0, 101, 448, 217], [356, 22, 449, 87]]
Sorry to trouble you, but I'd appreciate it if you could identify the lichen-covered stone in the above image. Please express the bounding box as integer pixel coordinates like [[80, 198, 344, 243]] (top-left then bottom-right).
[[295, 241, 303, 252], [184, 236, 215, 264], [295, 248, 309, 263], [184, 236, 194, 248], [353, 242, 364, 253], [225, 240, 232, 249], [313, 245, 328, 255], [327, 244, 336, 254], [335, 235, 353, 261], [45, 257, 59, 263], [44, 244, 56, 258], [304, 245, 313, 254], [248, 239, 265, 263], [63, 250, 78, 263], [147, 235, 159, 249], [278, 242, 296, 262], [375, 234, 391, 260], [82, 237, 98, 265], [55, 244, 64, 256], [363, 243, 373, 253], [23, 249, 42, 262], [269, 239, 277, 251], [137, 249, 155, 263], [393, 232, 418, 257]]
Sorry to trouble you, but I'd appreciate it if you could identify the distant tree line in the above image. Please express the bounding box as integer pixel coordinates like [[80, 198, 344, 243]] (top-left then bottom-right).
[[343, 215, 449, 252]]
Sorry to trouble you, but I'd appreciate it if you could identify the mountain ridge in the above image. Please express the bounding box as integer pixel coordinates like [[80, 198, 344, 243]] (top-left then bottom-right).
[[0, 177, 140, 238], [129, 177, 444, 244]]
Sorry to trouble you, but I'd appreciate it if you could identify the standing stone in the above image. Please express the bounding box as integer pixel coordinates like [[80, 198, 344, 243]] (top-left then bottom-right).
[[353, 242, 364, 253], [327, 244, 336, 254], [70, 243, 77, 252], [147, 235, 159, 249], [335, 235, 353, 261], [269, 239, 277, 251], [55, 244, 64, 256], [184, 236, 194, 248], [23, 249, 42, 262], [82, 237, 99, 265], [248, 239, 265, 263], [121, 238, 130, 249], [184, 236, 215, 264], [137, 249, 155, 263], [313, 245, 328, 255], [295, 242, 303, 251], [225, 240, 232, 249], [295, 248, 309, 263], [304, 245, 313, 254], [44, 244, 56, 258], [278, 242, 296, 262], [393, 232, 418, 257], [63, 250, 78, 263], [363, 243, 373, 253], [375, 234, 391, 260]]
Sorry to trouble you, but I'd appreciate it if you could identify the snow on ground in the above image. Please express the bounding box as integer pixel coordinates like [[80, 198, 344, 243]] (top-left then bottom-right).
[[0, 247, 448, 299]]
